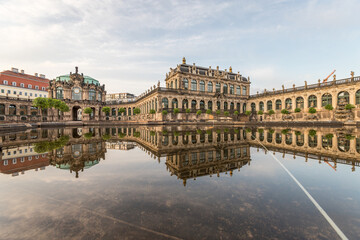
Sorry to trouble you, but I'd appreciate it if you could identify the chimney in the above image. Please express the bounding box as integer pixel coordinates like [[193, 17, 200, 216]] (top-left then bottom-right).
[[35, 73, 38, 77], [21, 70, 24, 74], [11, 68, 18, 73], [40, 74, 45, 78]]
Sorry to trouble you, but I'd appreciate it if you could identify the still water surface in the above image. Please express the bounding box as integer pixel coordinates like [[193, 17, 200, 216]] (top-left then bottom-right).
[[0, 126, 359, 239]]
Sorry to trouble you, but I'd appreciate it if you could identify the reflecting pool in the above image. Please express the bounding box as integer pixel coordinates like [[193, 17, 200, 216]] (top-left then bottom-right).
[[0, 126, 359, 239]]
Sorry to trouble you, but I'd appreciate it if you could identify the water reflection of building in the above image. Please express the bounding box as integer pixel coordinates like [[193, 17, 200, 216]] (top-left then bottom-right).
[[106, 141, 136, 150], [0, 145, 48, 176]]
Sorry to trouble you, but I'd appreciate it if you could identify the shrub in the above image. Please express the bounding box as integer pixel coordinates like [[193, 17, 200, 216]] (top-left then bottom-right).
[[234, 110, 239, 115], [162, 110, 168, 115], [133, 131, 140, 138], [174, 131, 179, 136], [268, 110, 275, 115], [294, 108, 301, 113], [245, 110, 251, 116], [325, 104, 333, 111], [206, 130, 212, 135], [196, 129, 202, 134], [308, 107, 316, 114], [281, 109, 289, 114], [84, 132, 93, 139], [216, 110, 221, 115], [309, 129, 317, 136], [325, 133, 334, 139], [295, 131, 302, 136], [258, 128, 264, 133], [150, 131, 156, 136], [245, 128, 251, 133], [345, 134, 355, 140], [196, 110, 202, 115], [224, 128, 229, 133], [102, 107, 111, 114], [162, 130, 168, 135], [185, 109, 191, 114], [118, 107, 126, 114], [173, 108, 179, 114], [102, 134, 111, 140], [224, 111, 229, 116], [133, 108, 141, 115], [258, 110, 263, 115], [281, 129, 290, 135], [206, 109, 212, 114], [185, 131, 191, 136], [216, 129, 221, 134], [234, 129, 239, 133], [118, 132, 126, 138], [150, 109, 156, 114], [268, 129, 275, 134], [345, 104, 355, 110]]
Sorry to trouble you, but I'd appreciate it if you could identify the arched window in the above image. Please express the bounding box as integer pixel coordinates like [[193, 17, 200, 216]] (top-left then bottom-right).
[[112, 108, 116, 116], [182, 99, 188, 109], [191, 100, 197, 109], [223, 84, 228, 94], [285, 98, 292, 109], [217, 101, 221, 110], [128, 108, 132, 116], [72, 87, 82, 100], [56, 87, 63, 99], [183, 78, 188, 89], [275, 99, 282, 110], [191, 80, 197, 91], [338, 137, 350, 152], [308, 134, 317, 148], [242, 103, 246, 113], [267, 101, 273, 110], [224, 102, 228, 110], [200, 100, 205, 110], [237, 103, 240, 111], [172, 98, 178, 108], [208, 81, 213, 92], [338, 91, 349, 104], [208, 101, 213, 110], [199, 81, 205, 92], [308, 95, 317, 108], [259, 102, 264, 111], [89, 89, 96, 101], [322, 93, 332, 106], [296, 133, 304, 146], [216, 83, 221, 93], [251, 103, 256, 111], [230, 102, 234, 110], [170, 82, 173, 88], [162, 98, 168, 108], [296, 97, 304, 109], [356, 90, 360, 104]]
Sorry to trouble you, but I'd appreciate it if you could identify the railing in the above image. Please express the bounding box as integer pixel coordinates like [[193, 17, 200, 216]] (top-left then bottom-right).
[[250, 76, 360, 98]]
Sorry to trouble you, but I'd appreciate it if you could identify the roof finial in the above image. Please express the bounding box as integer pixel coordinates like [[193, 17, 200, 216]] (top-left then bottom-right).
[[75, 66, 78, 74], [229, 66, 232, 73], [182, 57, 186, 64]]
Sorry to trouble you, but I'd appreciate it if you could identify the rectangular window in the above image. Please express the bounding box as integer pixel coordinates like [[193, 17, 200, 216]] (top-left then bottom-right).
[[12, 158, 17, 164], [3, 160, 8, 166], [30, 93, 32, 96], [35, 86, 39, 90], [25, 149, 27, 153], [28, 156, 32, 160], [42, 87, 45, 90], [19, 92, 22, 95], [7, 90, 10, 94], [13, 91, 16, 94], [21, 157, 25, 163], [230, 85, 234, 94], [1, 89, 4, 93], [40, 94, 42, 97], [3, 80, 8, 84], [19, 150, 22, 154], [35, 94, 37, 97], [20, 83, 24, 87], [25, 92, 27, 96], [236, 86, 240, 95], [44, 95, 46, 98], [12, 82, 16, 86], [28, 84, 32, 88], [242, 86, 247, 95]]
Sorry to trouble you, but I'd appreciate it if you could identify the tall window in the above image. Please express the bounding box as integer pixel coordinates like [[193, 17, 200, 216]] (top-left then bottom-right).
[[98, 92, 102, 101], [72, 87, 81, 100], [356, 90, 360, 104], [208, 101, 213, 110], [338, 91, 349, 104], [267, 101, 273, 110], [162, 98, 168, 108], [20, 83, 24, 87], [89, 89, 96, 101], [56, 87, 63, 99], [199, 81, 205, 92], [236, 86, 240, 95], [251, 103, 256, 111], [296, 97, 304, 109], [242, 86, 247, 95], [200, 100, 205, 109], [308, 95, 317, 108], [191, 100, 197, 109], [230, 85, 234, 94], [216, 83, 221, 93], [224, 102, 228, 110], [182, 99, 188, 109], [28, 84, 32, 89], [276, 99, 282, 110], [217, 101, 221, 110], [259, 102, 264, 111], [223, 84, 228, 94], [322, 93, 332, 106], [12, 82, 16, 86], [207, 81, 213, 92], [191, 80, 197, 91], [285, 98, 292, 109], [183, 78, 188, 89]]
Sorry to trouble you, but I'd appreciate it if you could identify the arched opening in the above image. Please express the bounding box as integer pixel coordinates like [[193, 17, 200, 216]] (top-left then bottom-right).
[[338, 91, 349, 104], [162, 98, 169, 108], [72, 106, 82, 121], [56, 87, 63, 99], [89, 89, 96, 101], [182, 99, 188, 109], [191, 79, 197, 91], [230, 102, 234, 110], [242, 103, 246, 113], [296, 97, 304, 109], [200, 100, 205, 110], [224, 102, 228, 110], [267, 101, 273, 111], [356, 90, 360, 104], [259, 101, 264, 111], [217, 101, 221, 110], [251, 103, 256, 111], [322, 93, 332, 106], [308, 95, 317, 108], [285, 98, 292, 109], [9, 105, 16, 116], [172, 98, 178, 109], [0, 104, 5, 115], [208, 101, 213, 110], [216, 83, 221, 93], [191, 100, 197, 109], [208, 81, 213, 92], [276, 99, 282, 110], [223, 84, 228, 94]]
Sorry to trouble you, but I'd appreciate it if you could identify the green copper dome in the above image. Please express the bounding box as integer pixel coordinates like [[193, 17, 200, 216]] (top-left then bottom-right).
[[56, 74, 100, 86]]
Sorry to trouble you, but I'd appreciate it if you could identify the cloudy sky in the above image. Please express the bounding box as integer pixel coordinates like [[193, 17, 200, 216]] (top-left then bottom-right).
[[0, 0, 359, 95]]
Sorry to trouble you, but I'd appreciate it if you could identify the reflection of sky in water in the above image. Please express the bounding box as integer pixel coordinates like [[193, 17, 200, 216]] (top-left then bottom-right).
[[0, 142, 359, 239]]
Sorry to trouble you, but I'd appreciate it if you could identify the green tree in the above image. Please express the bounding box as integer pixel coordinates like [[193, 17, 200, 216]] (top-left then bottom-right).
[[325, 104, 333, 111], [234, 110, 239, 115], [309, 129, 317, 136], [268, 109, 275, 115], [162, 110, 168, 115], [345, 104, 355, 110], [257, 110, 263, 115], [206, 109, 212, 114], [196, 110, 202, 115], [281, 109, 289, 114], [294, 108, 301, 113], [216, 110, 221, 115], [224, 111, 229, 116], [185, 109, 191, 114], [150, 109, 156, 114], [245, 110, 251, 116], [84, 107, 93, 115], [173, 108, 179, 114], [118, 107, 126, 114], [102, 107, 111, 115]]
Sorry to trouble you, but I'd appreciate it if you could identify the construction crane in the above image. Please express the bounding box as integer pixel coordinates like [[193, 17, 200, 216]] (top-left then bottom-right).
[[323, 70, 336, 83]]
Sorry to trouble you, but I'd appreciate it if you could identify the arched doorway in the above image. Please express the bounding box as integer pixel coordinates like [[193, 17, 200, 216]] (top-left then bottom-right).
[[72, 106, 82, 121]]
